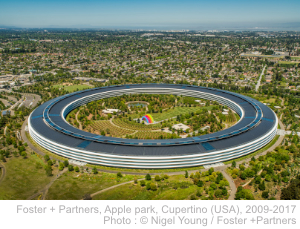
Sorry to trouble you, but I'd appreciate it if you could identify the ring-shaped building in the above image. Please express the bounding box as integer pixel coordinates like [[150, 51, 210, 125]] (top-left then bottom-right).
[[28, 84, 278, 169]]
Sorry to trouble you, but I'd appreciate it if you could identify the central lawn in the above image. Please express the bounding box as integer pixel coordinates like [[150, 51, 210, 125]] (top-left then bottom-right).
[[52, 84, 93, 92], [0, 154, 54, 200], [46, 171, 142, 200], [151, 105, 216, 121]]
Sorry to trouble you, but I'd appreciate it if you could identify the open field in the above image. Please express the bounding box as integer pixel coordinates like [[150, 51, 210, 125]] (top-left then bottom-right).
[[52, 84, 94, 92], [240, 54, 284, 59], [93, 174, 229, 200], [151, 105, 215, 121], [46, 171, 142, 200], [278, 61, 300, 66], [0, 155, 56, 200]]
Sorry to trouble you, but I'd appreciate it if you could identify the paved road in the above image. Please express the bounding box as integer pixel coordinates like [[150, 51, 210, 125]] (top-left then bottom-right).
[[4, 95, 25, 116], [6, 95, 17, 103], [0, 98, 11, 107], [21, 93, 41, 108], [21, 117, 48, 158], [255, 65, 266, 92]]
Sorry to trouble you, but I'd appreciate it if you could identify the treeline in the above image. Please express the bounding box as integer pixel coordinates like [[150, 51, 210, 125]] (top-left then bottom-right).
[[1, 47, 36, 54], [281, 175, 300, 200]]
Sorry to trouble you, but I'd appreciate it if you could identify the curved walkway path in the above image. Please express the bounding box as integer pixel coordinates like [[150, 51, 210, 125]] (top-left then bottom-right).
[[27, 168, 67, 200], [75, 110, 83, 130], [89, 178, 146, 199]]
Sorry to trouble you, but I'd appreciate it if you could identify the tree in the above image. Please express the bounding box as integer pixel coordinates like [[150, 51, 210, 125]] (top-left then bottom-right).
[[92, 167, 98, 174], [63, 160, 69, 167], [281, 175, 300, 200], [235, 186, 254, 200], [146, 182, 151, 190], [155, 175, 161, 181], [68, 165, 74, 171], [185, 170, 188, 178], [0, 155, 6, 162], [215, 189, 223, 198], [44, 155, 50, 161], [197, 180, 204, 187], [262, 191, 269, 199], [196, 189, 202, 197], [140, 180, 146, 186], [145, 174, 151, 180], [150, 183, 157, 191], [190, 195, 196, 200], [240, 172, 247, 180], [47, 159, 53, 166], [210, 182, 217, 190], [59, 162, 64, 171], [45, 165, 53, 176], [259, 181, 266, 191], [74, 166, 79, 172], [117, 172, 123, 178], [231, 160, 236, 168], [21, 152, 27, 159]]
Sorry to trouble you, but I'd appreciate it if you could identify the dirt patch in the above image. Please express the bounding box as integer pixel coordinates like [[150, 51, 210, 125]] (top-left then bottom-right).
[[243, 185, 252, 190], [87, 113, 93, 120], [234, 177, 249, 187], [62, 82, 73, 86]]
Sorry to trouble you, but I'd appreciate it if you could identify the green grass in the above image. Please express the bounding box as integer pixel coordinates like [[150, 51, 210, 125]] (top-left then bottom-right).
[[93, 174, 229, 200], [52, 84, 94, 92], [224, 135, 280, 165], [280, 82, 288, 86], [241, 54, 284, 59], [0, 155, 54, 200], [92, 175, 195, 200], [151, 105, 216, 121], [291, 56, 300, 60], [263, 98, 276, 103], [89, 164, 205, 174], [46, 171, 142, 200], [278, 61, 300, 66]]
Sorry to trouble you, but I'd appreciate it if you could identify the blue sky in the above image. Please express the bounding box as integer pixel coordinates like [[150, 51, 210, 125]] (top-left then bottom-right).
[[0, 0, 300, 29]]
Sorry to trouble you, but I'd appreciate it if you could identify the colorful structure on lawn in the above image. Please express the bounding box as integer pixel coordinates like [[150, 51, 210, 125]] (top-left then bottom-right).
[[142, 114, 154, 124]]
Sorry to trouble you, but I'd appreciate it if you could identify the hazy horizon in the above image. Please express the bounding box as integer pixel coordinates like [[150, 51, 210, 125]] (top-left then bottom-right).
[[1, 0, 300, 31]]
